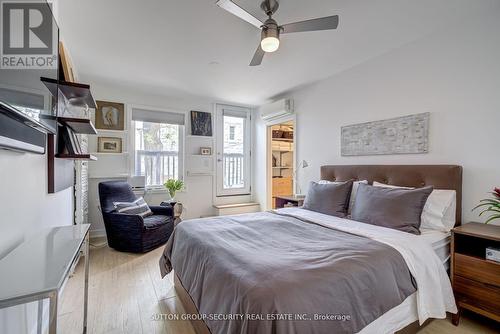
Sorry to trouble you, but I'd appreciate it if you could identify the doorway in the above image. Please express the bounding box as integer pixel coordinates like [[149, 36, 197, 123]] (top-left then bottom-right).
[[215, 104, 252, 197], [267, 121, 294, 209]]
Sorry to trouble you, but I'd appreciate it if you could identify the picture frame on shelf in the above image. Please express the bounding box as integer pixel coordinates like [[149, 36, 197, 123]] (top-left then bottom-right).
[[190, 111, 212, 136], [200, 147, 212, 155], [59, 42, 75, 82], [95, 101, 125, 131], [98, 137, 122, 153]]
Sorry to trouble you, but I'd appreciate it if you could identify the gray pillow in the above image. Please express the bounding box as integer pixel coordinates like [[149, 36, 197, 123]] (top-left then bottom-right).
[[113, 197, 153, 218], [303, 180, 353, 218], [351, 184, 433, 235]]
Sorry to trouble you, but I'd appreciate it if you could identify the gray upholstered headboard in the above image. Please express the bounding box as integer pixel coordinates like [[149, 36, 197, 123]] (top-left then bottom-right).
[[320, 165, 463, 226]]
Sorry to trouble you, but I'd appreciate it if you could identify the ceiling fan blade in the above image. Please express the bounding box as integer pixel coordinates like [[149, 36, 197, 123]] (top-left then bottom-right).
[[249, 44, 265, 66], [281, 15, 339, 34], [216, 0, 263, 28]]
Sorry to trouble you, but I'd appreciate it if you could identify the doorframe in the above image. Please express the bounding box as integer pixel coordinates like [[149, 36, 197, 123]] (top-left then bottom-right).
[[265, 115, 296, 211], [215, 103, 252, 197]]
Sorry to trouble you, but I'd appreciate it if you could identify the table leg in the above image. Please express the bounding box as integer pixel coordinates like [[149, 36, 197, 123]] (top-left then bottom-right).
[[37, 299, 43, 334], [83, 232, 89, 334], [48, 291, 58, 334]]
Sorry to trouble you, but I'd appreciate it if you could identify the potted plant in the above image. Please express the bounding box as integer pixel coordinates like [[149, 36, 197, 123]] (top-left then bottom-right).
[[164, 179, 184, 201], [473, 187, 500, 224]]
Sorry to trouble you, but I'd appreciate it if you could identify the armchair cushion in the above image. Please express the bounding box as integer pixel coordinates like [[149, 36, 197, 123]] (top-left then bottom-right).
[[99, 181, 137, 213]]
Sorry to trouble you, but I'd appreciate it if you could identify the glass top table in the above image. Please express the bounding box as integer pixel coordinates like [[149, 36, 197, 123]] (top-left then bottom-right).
[[0, 224, 90, 334]]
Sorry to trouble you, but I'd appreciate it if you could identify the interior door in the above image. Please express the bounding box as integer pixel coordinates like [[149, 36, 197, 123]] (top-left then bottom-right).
[[215, 104, 251, 196]]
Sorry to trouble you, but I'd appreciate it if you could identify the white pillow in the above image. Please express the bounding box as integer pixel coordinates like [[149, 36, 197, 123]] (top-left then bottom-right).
[[372, 181, 456, 232], [318, 179, 368, 215]]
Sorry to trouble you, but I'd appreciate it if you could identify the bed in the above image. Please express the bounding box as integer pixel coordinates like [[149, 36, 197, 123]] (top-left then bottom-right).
[[160, 165, 462, 334]]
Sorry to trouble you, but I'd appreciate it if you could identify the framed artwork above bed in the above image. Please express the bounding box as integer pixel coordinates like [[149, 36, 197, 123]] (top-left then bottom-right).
[[341, 113, 430, 156]]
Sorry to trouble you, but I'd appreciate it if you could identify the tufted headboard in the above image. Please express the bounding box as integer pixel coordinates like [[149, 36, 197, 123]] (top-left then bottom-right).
[[320, 165, 463, 226]]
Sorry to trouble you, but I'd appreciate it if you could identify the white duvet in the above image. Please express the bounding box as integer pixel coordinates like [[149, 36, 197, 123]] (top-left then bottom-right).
[[277, 207, 457, 326]]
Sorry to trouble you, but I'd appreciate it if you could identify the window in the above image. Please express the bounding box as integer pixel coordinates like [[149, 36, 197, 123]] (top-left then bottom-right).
[[132, 107, 184, 188], [229, 126, 235, 141], [216, 105, 251, 196]]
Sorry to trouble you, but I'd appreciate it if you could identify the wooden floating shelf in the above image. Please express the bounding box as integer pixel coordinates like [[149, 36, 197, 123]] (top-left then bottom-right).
[[58, 117, 97, 135], [56, 154, 97, 161], [272, 166, 293, 169], [40, 77, 97, 109], [272, 138, 293, 142]]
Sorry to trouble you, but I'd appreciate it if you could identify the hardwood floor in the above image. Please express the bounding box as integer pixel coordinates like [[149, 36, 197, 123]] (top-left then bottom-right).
[[58, 239, 499, 334]]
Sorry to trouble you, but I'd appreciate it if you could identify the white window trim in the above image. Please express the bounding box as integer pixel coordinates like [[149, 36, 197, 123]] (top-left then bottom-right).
[[128, 104, 186, 191], [215, 104, 252, 197]]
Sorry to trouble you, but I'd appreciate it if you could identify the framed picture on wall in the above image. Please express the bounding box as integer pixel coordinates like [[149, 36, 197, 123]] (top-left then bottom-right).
[[200, 147, 212, 155], [95, 101, 125, 131], [98, 137, 122, 153], [190, 111, 212, 136]]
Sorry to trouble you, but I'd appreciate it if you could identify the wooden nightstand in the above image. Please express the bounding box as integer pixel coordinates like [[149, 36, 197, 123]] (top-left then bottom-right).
[[451, 223, 500, 325], [274, 195, 305, 209]]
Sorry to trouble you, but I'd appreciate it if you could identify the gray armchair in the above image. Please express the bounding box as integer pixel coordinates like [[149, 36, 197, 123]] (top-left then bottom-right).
[[98, 181, 174, 253]]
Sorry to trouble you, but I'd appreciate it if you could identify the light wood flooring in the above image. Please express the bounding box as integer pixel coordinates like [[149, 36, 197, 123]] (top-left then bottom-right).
[[57, 239, 499, 334]]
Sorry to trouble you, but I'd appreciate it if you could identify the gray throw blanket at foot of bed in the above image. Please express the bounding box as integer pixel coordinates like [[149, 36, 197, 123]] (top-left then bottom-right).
[[160, 211, 416, 334]]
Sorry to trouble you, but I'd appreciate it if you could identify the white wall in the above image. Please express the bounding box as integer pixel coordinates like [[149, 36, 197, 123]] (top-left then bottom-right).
[[0, 1, 75, 332], [255, 6, 500, 224], [0, 152, 74, 333]]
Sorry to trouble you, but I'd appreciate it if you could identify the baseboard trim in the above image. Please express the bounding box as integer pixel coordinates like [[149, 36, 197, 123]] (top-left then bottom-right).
[[89, 228, 106, 238]]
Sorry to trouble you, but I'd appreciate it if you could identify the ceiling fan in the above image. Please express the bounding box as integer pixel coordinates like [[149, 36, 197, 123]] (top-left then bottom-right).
[[216, 0, 339, 66]]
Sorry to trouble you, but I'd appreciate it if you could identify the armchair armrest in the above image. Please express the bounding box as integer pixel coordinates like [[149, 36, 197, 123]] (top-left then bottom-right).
[[103, 212, 144, 230], [150, 205, 174, 217]]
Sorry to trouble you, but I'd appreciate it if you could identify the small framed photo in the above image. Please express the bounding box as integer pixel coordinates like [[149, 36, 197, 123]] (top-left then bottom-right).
[[95, 100, 125, 131], [98, 137, 122, 153], [200, 147, 212, 155]]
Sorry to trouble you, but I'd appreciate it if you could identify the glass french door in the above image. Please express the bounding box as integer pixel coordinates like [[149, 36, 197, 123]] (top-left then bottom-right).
[[216, 104, 251, 196]]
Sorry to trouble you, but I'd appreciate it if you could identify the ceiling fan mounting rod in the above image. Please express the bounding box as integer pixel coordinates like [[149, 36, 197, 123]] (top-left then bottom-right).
[[260, 0, 279, 17]]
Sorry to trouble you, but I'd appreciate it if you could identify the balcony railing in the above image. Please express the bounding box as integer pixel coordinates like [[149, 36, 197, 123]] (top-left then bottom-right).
[[136, 150, 178, 186], [223, 153, 244, 189]]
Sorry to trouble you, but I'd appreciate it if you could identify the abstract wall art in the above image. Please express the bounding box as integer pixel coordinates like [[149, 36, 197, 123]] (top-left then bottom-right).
[[341, 112, 430, 156]]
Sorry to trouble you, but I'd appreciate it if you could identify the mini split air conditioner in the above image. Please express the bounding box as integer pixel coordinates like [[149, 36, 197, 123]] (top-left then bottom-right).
[[260, 99, 294, 121]]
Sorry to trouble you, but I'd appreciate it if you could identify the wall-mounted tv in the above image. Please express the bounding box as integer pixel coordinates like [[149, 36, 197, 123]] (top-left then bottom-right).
[[0, 0, 59, 154]]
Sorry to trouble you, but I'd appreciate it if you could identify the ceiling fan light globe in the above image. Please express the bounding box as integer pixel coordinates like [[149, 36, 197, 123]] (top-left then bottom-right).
[[261, 37, 280, 53]]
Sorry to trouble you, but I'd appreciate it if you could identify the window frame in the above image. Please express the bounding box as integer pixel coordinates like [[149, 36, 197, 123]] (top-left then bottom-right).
[[215, 104, 252, 197], [129, 105, 185, 191]]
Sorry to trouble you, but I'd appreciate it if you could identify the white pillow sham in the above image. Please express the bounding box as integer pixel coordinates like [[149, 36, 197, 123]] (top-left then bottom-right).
[[318, 179, 368, 215], [372, 181, 456, 232]]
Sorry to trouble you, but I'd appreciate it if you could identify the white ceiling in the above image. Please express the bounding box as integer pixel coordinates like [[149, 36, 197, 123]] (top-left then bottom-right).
[[58, 0, 488, 105]]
